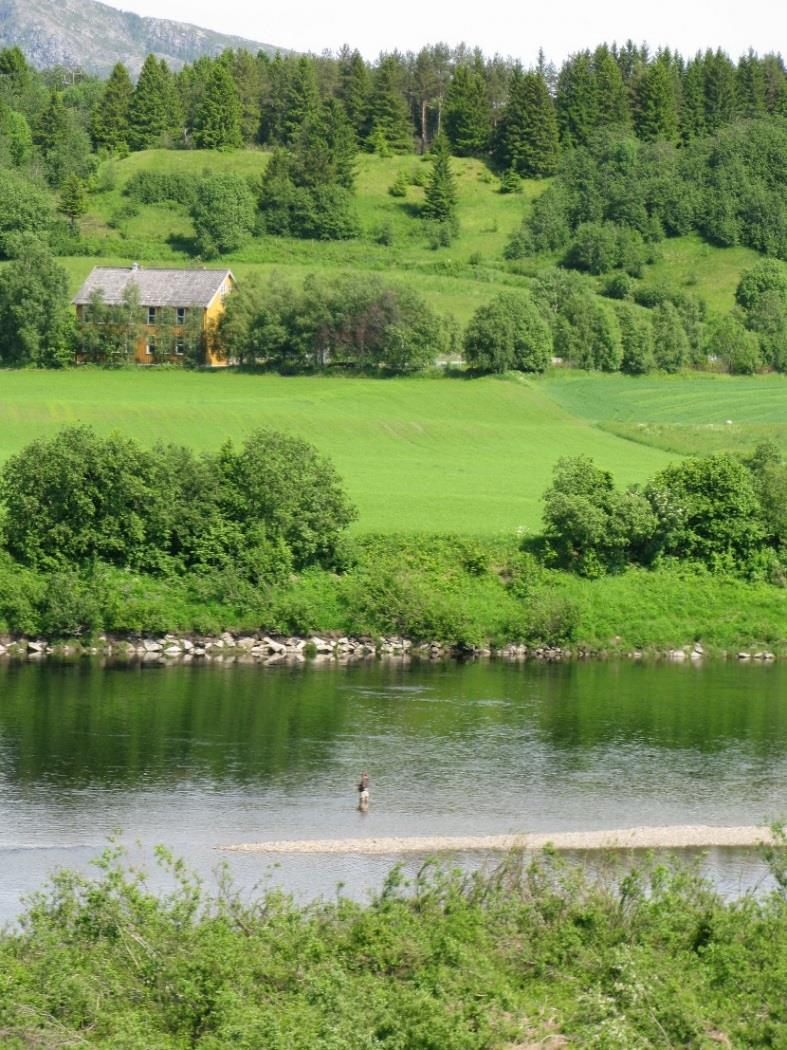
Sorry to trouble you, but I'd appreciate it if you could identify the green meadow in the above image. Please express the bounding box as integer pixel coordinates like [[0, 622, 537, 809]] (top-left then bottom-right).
[[65, 147, 782, 327], [1, 369, 784, 534]]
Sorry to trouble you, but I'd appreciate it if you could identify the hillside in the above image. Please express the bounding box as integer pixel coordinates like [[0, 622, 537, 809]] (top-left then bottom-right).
[[69, 148, 774, 327], [0, 0, 284, 74]]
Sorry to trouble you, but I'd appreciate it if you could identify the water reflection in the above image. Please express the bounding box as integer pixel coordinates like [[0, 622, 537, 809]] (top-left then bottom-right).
[[0, 659, 784, 919]]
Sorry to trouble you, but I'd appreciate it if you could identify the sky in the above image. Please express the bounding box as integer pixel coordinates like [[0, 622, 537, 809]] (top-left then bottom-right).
[[112, 0, 786, 63]]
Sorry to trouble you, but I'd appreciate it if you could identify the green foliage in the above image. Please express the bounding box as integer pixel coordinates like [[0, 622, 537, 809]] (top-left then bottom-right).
[[191, 172, 256, 257], [124, 169, 200, 206], [652, 301, 691, 372], [444, 63, 490, 157], [422, 134, 459, 232], [647, 454, 767, 569], [0, 425, 356, 578], [58, 173, 88, 229], [495, 67, 560, 177], [564, 220, 650, 276], [543, 456, 658, 575], [128, 54, 182, 151], [735, 258, 787, 311], [193, 62, 243, 150], [90, 62, 134, 153], [222, 271, 446, 372], [706, 314, 762, 374], [366, 56, 413, 154], [464, 292, 552, 373], [533, 269, 623, 371], [0, 238, 74, 366], [0, 838, 783, 1047], [615, 301, 655, 374], [0, 169, 53, 256]]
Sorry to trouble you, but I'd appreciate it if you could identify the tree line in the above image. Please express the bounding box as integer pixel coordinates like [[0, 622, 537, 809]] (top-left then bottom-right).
[[0, 243, 784, 375]]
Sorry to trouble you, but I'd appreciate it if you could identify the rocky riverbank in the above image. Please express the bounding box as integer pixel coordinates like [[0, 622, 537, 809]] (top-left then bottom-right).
[[0, 632, 778, 663]]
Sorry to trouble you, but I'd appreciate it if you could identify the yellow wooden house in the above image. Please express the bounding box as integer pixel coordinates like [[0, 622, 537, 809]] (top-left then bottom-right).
[[72, 265, 236, 365]]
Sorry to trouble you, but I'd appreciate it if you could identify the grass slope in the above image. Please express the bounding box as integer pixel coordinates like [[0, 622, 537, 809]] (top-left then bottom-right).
[[70, 148, 785, 326], [0, 370, 679, 534]]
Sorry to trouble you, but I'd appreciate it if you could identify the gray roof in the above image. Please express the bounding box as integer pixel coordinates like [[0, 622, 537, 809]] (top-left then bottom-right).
[[72, 267, 234, 307]]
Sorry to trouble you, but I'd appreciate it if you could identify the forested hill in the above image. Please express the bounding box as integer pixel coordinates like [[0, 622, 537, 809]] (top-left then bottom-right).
[[0, 0, 283, 75]]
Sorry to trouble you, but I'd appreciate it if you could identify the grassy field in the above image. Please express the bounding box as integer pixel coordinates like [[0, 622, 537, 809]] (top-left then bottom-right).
[[540, 372, 787, 455], [2, 369, 784, 534], [66, 148, 785, 326]]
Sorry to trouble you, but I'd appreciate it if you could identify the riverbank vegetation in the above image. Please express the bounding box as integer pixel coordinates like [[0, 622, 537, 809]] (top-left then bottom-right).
[[0, 423, 783, 653], [0, 839, 784, 1047]]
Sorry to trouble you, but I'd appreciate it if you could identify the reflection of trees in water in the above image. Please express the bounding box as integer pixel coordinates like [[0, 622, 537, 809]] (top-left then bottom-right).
[[523, 661, 786, 756], [0, 661, 783, 789]]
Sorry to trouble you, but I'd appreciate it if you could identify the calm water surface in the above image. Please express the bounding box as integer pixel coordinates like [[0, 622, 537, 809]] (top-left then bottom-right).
[[0, 659, 784, 921]]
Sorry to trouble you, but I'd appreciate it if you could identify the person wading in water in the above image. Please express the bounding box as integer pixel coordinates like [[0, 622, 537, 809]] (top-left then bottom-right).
[[357, 771, 370, 810]]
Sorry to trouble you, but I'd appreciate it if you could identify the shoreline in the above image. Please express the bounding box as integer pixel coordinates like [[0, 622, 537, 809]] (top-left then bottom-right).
[[219, 825, 778, 855], [0, 632, 780, 664]]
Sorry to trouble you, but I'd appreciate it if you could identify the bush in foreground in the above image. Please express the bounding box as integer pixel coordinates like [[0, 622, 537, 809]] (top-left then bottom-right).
[[0, 838, 783, 1047]]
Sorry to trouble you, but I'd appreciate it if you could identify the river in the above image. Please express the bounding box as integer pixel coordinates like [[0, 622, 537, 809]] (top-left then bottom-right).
[[0, 658, 784, 922]]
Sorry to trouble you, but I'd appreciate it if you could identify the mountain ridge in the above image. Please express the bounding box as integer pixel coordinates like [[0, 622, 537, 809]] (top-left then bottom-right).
[[0, 0, 286, 75]]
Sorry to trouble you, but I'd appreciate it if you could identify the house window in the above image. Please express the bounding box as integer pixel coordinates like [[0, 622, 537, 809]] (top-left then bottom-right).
[[146, 337, 156, 355], [147, 306, 156, 325], [176, 307, 186, 325], [174, 340, 185, 356]]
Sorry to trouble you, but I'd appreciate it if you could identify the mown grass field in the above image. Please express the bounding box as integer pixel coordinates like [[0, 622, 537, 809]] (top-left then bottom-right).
[[2, 369, 784, 534]]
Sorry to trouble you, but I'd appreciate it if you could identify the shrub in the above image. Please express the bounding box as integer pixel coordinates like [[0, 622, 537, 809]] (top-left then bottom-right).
[[705, 315, 762, 374], [463, 292, 552, 373], [124, 170, 200, 207], [190, 173, 256, 257]]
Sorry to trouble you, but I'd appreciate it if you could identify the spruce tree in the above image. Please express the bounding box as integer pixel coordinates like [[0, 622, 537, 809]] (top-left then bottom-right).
[[337, 47, 370, 140], [633, 61, 679, 142], [90, 63, 133, 153], [194, 63, 243, 149], [556, 51, 599, 146], [736, 50, 766, 119], [680, 58, 706, 141], [282, 57, 320, 145], [495, 68, 559, 178], [445, 63, 490, 156], [702, 49, 738, 132], [592, 45, 630, 128], [127, 56, 181, 149], [128, 55, 170, 149], [59, 173, 87, 229], [321, 97, 358, 190], [422, 133, 458, 229], [366, 56, 413, 153]]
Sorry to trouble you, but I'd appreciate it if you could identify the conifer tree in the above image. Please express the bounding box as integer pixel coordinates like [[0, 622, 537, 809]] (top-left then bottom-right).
[[445, 63, 490, 156], [34, 91, 69, 154], [366, 56, 413, 153], [282, 57, 320, 144], [128, 55, 181, 150], [229, 49, 264, 144], [556, 51, 599, 146], [495, 68, 559, 178], [701, 49, 738, 132], [680, 58, 706, 140], [59, 173, 87, 229], [194, 62, 243, 149], [422, 133, 458, 227], [592, 45, 630, 128], [633, 61, 679, 142], [337, 47, 370, 140], [320, 97, 358, 190], [736, 50, 766, 118], [90, 63, 133, 153]]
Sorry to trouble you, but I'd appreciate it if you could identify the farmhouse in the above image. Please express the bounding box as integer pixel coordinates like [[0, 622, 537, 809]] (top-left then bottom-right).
[[72, 265, 235, 366]]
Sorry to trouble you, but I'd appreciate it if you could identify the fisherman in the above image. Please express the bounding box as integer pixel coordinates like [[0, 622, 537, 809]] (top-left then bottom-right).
[[357, 771, 370, 809]]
